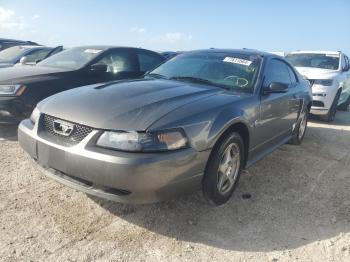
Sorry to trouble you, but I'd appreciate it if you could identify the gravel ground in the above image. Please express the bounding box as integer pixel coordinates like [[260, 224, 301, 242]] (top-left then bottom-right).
[[0, 112, 349, 262]]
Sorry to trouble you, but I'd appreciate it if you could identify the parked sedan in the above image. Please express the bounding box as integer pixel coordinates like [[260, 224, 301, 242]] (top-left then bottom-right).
[[0, 45, 63, 68], [18, 49, 312, 205], [0, 46, 165, 123]]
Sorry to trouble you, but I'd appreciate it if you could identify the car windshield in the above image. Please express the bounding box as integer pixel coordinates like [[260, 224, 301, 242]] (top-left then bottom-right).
[[148, 52, 261, 93], [0, 46, 27, 62], [286, 53, 340, 70], [37, 47, 104, 70]]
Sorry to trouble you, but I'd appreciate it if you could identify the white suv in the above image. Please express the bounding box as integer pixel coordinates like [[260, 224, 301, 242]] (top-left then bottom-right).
[[286, 51, 350, 122]]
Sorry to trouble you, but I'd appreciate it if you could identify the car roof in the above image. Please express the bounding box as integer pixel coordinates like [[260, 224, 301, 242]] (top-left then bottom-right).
[[183, 48, 276, 58], [10, 45, 51, 49], [0, 38, 38, 44], [289, 50, 341, 55], [72, 46, 160, 52]]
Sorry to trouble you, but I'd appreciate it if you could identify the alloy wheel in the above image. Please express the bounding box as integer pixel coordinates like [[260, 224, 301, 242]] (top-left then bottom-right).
[[217, 143, 240, 194]]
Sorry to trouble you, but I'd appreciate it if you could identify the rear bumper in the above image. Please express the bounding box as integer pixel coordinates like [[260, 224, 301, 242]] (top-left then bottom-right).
[[18, 119, 210, 204]]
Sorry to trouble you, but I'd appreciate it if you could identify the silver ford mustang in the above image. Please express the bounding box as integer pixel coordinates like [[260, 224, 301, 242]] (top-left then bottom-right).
[[18, 49, 312, 205]]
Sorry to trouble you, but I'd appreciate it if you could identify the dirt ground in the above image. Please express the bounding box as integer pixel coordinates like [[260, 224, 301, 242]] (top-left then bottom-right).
[[0, 112, 349, 262]]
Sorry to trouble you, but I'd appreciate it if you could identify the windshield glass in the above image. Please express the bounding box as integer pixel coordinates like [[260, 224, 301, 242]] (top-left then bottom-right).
[[37, 47, 104, 69], [286, 53, 340, 70], [149, 52, 261, 93], [0, 46, 27, 62]]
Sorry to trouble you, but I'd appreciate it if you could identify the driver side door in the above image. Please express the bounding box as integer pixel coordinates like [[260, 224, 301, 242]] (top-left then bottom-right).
[[254, 58, 295, 154]]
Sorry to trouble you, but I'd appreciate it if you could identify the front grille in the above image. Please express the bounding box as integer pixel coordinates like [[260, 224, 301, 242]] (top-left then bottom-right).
[[312, 101, 325, 107], [38, 114, 93, 146]]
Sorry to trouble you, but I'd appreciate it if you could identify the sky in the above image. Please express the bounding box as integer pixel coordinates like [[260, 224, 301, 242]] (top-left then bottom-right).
[[0, 0, 349, 54]]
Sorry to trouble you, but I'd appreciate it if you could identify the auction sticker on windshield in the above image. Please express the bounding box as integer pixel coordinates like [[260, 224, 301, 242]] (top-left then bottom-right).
[[84, 49, 103, 54], [223, 57, 252, 66]]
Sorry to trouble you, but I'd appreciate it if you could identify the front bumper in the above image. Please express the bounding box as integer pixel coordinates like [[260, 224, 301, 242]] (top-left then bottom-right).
[[310, 84, 339, 116], [18, 119, 210, 204], [0, 96, 28, 124]]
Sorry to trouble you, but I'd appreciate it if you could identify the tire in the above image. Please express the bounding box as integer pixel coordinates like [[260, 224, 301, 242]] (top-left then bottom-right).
[[289, 110, 308, 145], [321, 91, 341, 122], [202, 132, 244, 206], [338, 95, 350, 111]]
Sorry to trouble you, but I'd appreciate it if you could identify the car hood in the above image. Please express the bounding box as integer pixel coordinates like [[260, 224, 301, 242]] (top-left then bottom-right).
[[0, 65, 71, 83], [294, 67, 340, 80], [38, 79, 223, 131]]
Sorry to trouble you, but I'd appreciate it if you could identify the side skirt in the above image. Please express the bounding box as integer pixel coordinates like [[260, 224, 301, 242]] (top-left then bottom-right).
[[245, 135, 292, 169]]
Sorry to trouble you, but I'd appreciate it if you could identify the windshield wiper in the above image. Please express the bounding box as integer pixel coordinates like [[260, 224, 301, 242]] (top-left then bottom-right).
[[170, 76, 229, 90], [145, 73, 168, 79]]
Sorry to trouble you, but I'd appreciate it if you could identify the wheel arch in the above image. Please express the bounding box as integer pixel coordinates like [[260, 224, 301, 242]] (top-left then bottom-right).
[[212, 121, 250, 168]]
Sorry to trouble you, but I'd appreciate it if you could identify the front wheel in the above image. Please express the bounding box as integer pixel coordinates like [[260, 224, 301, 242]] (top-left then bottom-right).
[[338, 95, 350, 111], [321, 91, 341, 122], [202, 132, 244, 205]]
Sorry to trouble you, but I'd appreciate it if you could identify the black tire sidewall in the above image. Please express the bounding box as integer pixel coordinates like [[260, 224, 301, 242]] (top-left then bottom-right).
[[327, 91, 341, 122], [290, 111, 308, 145], [202, 132, 244, 205]]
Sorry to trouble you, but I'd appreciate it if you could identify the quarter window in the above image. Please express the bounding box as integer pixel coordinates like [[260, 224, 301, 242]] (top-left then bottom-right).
[[24, 49, 52, 63], [264, 59, 292, 86], [287, 66, 297, 84], [137, 50, 164, 72]]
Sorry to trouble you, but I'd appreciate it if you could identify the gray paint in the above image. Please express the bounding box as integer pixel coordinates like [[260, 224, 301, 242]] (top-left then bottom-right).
[[18, 49, 312, 203]]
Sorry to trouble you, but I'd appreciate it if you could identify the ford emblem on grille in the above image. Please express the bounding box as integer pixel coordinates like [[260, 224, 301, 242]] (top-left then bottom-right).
[[53, 119, 75, 136]]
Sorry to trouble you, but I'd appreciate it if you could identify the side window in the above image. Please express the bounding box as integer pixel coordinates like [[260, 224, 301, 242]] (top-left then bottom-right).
[[341, 55, 347, 71], [345, 56, 350, 71], [95, 50, 137, 74], [24, 49, 52, 63], [136, 50, 165, 72], [287, 65, 297, 84], [264, 59, 292, 86]]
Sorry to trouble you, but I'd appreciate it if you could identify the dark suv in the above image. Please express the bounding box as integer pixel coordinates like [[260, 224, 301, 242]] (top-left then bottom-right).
[[0, 46, 165, 123]]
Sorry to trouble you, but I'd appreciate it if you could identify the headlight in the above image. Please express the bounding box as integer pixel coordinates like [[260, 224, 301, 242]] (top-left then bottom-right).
[[96, 130, 188, 152], [0, 84, 26, 95], [30, 107, 40, 123], [314, 79, 334, 86]]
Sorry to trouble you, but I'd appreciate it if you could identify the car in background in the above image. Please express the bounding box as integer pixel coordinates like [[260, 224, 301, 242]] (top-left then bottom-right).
[[0, 38, 39, 51], [0, 46, 165, 123], [18, 49, 312, 205], [161, 51, 182, 60], [0, 45, 63, 68], [269, 51, 286, 57], [286, 51, 350, 121]]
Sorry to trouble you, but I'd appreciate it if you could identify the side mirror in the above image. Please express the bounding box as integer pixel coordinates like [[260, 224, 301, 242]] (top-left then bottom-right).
[[35, 59, 43, 64], [263, 82, 289, 94], [19, 56, 28, 65], [90, 63, 108, 74]]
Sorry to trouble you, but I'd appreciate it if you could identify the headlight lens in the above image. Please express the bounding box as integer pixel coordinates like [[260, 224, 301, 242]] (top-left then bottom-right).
[[314, 79, 334, 86], [30, 107, 40, 123], [96, 130, 188, 152], [0, 84, 26, 95]]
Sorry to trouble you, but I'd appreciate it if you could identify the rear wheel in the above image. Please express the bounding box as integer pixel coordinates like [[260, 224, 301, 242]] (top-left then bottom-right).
[[289, 111, 308, 145], [338, 95, 350, 111], [202, 132, 244, 205]]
